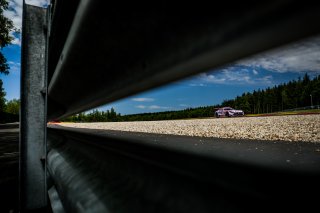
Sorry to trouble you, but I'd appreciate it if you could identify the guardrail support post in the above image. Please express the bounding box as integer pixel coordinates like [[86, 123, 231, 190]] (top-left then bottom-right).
[[20, 4, 48, 211]]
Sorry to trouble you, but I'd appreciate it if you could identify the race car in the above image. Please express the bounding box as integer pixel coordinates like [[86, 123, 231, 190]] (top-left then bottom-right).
[[215, 107, 244, 118]]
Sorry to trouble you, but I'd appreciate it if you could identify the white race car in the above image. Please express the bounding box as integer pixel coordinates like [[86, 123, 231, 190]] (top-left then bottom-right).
[[215, 107, 244, 118]]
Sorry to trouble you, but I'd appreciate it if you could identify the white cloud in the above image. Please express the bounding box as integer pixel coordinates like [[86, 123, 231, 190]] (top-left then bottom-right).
[[198, 68, 273, 86], [4, 0, 49, 46], [135, 105, 146, 109], [179, 104, 189, 107], [131, 97, 154, 102], [8, 61, 20, 65], [10, 36, 21, 45], [198, 73, 226, 84], [149, 105, 170, 110], [191, 35, 320, 86], [7, 61, 20, 73], [135, 105, 171, 110], [25, 0, 49, 7], [237, 35, 320, 73], [197, 35, 320, 85], [189, 83, 206, 87], [149, 105, 161, 109]]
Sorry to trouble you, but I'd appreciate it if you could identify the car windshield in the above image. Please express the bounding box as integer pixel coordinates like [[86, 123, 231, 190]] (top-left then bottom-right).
[[224, 108, 233, 110]]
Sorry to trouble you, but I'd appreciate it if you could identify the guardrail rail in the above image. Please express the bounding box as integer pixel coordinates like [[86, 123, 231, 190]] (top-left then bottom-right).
[[20, 1, 320, 212]]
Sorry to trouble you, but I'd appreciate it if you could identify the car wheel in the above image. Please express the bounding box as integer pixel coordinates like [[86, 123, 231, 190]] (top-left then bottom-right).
[[215, 113, 219, 118], [226, 112, 230, 117]]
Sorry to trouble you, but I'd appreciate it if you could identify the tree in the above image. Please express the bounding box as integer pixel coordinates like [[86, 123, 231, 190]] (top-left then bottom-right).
[[5, 98, 19, 114], [110, 107, 117, 121], [0, 0, 14, 75], [0, 0, 14, 115], [0, 79, 5, 111]]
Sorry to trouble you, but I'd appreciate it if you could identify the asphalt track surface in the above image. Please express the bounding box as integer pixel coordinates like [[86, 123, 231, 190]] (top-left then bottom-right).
[[0, 123, 19, 213], [51, 125, 320, 172]]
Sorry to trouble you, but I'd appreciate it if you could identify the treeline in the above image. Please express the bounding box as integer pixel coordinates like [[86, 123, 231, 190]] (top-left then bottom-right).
[[120, 106, 215, 121], [222, 73, 320, 114], [0, 111, 19, 123], [61, 73, 320, 122], [62, 108, 121, 122], [0, 79, 20, 123], [0, 99, 20, 123], [62, 106, 217, 122]]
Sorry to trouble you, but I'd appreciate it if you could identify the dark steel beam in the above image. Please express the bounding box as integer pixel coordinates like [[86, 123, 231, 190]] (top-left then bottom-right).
[[48, 0, 80, 83], [47, 126, 320, 212], [20, 4, 48, 210], [48, 186, 65, 213], [47, 1, 320, 120]]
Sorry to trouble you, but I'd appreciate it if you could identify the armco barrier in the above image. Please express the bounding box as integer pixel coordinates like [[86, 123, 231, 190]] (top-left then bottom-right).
[[282, 105, 320, 112], [20, 1, 320, 212]]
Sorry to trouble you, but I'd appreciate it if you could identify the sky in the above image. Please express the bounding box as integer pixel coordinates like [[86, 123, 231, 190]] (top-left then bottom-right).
[[1, 0, 48, 100], [1, 0, 320, 115]]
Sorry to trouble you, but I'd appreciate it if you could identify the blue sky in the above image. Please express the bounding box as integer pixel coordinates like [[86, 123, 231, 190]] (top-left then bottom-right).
[[1, 0, 320, 115]]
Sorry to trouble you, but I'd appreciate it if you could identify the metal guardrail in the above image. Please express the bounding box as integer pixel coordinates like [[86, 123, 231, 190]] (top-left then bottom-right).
[[46, 1, 320, 120], [46, 126, 320, 212], [283, 105, 320, 112], [20, 0, 320, 212], [20, 4, 47, 210]]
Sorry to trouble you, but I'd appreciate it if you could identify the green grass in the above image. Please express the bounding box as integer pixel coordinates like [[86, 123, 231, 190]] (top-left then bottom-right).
[[245, 109, 320, 117]]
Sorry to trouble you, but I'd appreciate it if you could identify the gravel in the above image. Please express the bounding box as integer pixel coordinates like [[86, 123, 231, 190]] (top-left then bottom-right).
[[56, 114, 320, 143]]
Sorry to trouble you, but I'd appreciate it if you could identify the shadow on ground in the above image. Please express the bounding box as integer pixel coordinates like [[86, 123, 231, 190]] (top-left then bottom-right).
[[0, 123, 19, 213]]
